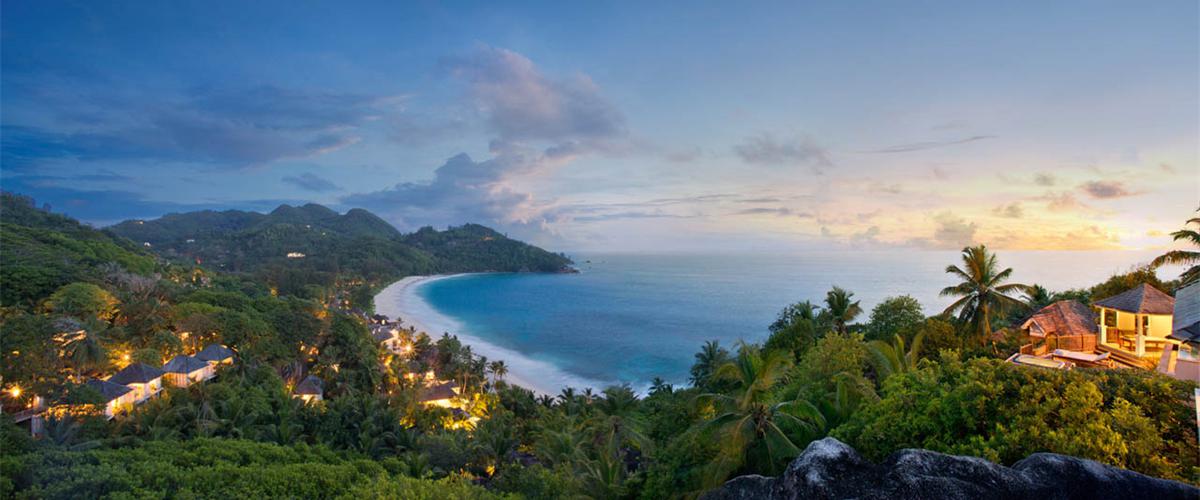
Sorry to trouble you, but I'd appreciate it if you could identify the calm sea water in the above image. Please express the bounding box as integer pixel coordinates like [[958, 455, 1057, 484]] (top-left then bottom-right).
[[417, 250, 1171, 391]]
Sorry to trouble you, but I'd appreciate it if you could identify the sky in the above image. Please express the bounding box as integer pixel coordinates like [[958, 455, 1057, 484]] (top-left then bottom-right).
[[2, 1, 1197, 253]]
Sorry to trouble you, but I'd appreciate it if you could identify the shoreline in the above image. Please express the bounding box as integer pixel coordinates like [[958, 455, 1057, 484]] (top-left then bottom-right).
[[374, 274, 609, 395]]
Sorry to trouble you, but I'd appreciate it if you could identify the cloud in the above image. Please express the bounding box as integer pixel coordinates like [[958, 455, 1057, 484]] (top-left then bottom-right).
[[445, 46, 625, 146], [664, 147, 704, 163], [733, 133, 831, 169], [732, 207, 812, 217], [282, 173, 340, 192], [3, 85, 390, 169], [341, 144, 574, 238], [992, 202, 1023, 219], [1079, 180, 1134, 199], [1038, 191, 1089, 212], [342, 47, 634, 239], [572, 211, 698, 222], [909, 213, 978, 249], [862, 135, 995, 154], [1, 177, 300, 226], [1033, 173, 1057, 186]]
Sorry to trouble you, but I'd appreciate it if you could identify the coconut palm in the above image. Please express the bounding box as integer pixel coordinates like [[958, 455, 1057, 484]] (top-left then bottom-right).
[[488, 360, 509, 386], [867, 330, 925, 382], [1151, 212, 1200, 285], [824, 287, 862, 334], [940, 245, 1033, 343], [689, 340, 730, 388], [56, 319, 110, 378], [697, 343, 825, 485]]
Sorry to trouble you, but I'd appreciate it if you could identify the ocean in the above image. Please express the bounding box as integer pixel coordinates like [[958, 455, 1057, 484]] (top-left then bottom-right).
[[379, 250, 1174, 393]]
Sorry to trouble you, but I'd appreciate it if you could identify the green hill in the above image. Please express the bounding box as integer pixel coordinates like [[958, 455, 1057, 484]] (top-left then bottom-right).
[[108, 203, 572, 297], [0, 192, 157, 308]]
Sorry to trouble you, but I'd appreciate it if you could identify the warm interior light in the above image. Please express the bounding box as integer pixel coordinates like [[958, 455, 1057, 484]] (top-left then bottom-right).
[[9, 386, 21, 398]]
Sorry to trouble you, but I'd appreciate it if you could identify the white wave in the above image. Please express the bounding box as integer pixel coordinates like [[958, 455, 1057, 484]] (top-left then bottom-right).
[[375, 275, 616, 396]]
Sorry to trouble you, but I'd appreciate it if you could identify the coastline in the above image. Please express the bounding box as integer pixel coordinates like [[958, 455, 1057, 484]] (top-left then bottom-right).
[[374, 274, 608, 395]]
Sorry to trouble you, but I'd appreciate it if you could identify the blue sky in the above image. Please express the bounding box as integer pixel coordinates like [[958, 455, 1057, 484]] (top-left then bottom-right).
[[2, 1, 1197, 251]]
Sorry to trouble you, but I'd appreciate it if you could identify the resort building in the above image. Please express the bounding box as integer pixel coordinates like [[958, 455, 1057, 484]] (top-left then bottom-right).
[[418, 381, 460, 408], [294, 375, 324, 403], [1095, 284, 1175, 366], [107, 363, 164, 403], [1020, 300, 1098, 352], [162, 355, 215, 387], [85, 379, 138, 418], [1158, 281, 1200, 382], [195, 344, 235, 366]]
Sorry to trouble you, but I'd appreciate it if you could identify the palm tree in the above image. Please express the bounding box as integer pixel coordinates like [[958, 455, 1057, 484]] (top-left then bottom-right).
[[824, 287, 862, 334], [57, 319, 110, 378], [940, 245, 1033, 343], [43, 415, 100, 450], [689, 340, 730, 388], [697, 343, 825, 485], [866, 330, 925, 382], [1151, 211, 1200, 286], [488, 360, 509, 386]]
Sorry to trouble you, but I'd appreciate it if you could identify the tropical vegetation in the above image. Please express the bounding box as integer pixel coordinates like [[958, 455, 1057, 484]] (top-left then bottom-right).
[[2, 194, 1197, 498]]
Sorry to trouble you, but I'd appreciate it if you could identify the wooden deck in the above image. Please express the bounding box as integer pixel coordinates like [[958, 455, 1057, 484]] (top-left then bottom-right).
[[1095, 344, 1156, 370]]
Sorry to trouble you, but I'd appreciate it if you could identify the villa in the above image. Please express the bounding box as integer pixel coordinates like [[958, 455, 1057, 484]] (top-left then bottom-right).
[[1020, 300, 1098, 352], [195, 344, 235, 366], [85, 379, 137, 418], [294, 375, 324, 403], [418, 381, 460, 408], [1094, 284, 1175, 368], [107, 363, 164, 402], [162, 355, 215, 387], [1158, 281, 1200, 381]]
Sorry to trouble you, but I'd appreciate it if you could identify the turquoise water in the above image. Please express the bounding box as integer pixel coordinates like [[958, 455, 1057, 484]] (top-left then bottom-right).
[[418, 251, 1169, 390]]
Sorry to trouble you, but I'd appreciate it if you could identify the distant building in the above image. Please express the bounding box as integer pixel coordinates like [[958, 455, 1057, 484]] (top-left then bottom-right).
[[195, 344, 235, 366], [293, 375, 324, 403], [107, 363, 164, 403], [162, 355, 214, 387], [286, 252, 306, 259], [85, 379, 137, 418]]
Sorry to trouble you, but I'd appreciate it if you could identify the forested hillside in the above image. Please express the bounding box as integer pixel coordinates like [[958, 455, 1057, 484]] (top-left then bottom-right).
[[109, 203, 573, 302], [0, 193, 157, 308]]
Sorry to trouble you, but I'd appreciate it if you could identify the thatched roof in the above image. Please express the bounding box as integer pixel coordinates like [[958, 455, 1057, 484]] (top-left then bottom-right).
[[196, 344, 234, 362], [85, 379, 132, 402], [108, 363, 164, 385], [1021, 300, 1097, 338], [294, 375, 323, 395], [1093, 284, 1174, 315], [418, 381, 458, 402], [162, 355, 208, 374]]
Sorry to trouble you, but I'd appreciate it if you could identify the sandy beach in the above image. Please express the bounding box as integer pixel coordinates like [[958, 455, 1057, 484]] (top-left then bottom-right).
[[374, 274, 597, 395]]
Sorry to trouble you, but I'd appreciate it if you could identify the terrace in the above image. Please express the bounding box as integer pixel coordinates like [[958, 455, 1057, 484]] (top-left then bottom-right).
[[1094, 284, 1176, 367]]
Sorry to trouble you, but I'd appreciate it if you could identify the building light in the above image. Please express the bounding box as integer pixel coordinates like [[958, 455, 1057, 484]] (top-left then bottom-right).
[[9, 386, 21, 398]]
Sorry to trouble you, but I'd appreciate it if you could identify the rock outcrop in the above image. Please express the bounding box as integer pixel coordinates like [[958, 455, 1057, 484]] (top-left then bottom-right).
[[702, 438, 1198, 500]]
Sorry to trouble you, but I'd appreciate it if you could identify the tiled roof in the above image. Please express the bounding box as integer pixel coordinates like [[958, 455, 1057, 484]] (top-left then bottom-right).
[[196, 344, 234, 362], [85, 379, 132, 402], [162, 355, 209, 373], [108, 363, 164, 385], [1094, 283, 1175, 315]]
